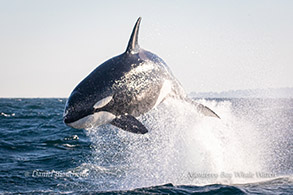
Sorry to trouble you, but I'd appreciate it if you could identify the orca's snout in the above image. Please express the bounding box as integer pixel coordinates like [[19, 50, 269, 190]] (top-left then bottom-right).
[[63, 110, 71, 124], [63, 115, 70, 124], [63, 104, 95, 126], [63, 106, 77, 124]]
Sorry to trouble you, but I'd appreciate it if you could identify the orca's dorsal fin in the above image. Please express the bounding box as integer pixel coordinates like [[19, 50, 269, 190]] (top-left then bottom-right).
[[126, 17, 142, 54]]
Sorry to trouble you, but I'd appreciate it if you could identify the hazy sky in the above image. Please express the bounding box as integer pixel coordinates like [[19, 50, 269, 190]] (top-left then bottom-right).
[[0, 0, 292, 97]]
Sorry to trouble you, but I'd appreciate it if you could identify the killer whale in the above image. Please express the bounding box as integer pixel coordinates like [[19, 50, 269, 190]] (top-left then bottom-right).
[[63, 17, 219, 134]]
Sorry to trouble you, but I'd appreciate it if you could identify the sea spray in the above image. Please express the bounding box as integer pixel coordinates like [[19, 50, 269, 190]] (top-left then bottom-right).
[[0, 98, 291, 193], [81, 98, 274, 190]]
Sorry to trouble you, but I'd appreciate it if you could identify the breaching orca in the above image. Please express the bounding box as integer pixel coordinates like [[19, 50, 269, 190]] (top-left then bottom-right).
[[63, 17, 219, 134]]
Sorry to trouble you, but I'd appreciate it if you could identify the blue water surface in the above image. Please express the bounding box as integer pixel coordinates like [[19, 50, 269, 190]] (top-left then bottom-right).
[[0, 98, 292, 194]]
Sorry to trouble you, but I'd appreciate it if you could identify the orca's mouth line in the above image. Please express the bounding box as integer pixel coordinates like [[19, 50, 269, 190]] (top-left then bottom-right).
[[63, 112, 93, 124], [64, 110, 117, 130], [63, 107, 111, 124]]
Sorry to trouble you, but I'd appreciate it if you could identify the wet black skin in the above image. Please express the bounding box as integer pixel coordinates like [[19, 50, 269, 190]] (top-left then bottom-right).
[[63, 49, 171, 124]]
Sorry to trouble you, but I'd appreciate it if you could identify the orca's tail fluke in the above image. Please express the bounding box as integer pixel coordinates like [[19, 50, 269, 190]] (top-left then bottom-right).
[[185, 97, 220, 119], [126, 17, 142, 54]]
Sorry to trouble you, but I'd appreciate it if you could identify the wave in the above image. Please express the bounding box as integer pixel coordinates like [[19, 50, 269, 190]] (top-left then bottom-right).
[[4, 176, 292, 194]]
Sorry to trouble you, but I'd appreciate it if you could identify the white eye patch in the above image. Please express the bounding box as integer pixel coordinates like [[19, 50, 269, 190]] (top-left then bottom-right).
[[93, 96, 113, 109]]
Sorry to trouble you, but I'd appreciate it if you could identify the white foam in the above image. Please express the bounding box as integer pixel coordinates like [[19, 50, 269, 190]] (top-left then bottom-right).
[[82, 98, 273, 190]]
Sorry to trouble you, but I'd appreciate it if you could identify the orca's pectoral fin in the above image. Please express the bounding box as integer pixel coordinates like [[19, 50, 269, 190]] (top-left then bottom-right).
[[185, 98, 220, 119], [110, 114, 148, 134], [196, 103, 220, 119]]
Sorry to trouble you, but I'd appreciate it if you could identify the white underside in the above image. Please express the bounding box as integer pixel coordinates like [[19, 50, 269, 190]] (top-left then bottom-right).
[[67, 111, 116, 129], [154, 80, 172, 107]]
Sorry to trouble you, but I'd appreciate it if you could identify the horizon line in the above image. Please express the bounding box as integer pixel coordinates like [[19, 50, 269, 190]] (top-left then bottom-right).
[[1, 87, 293, 98]]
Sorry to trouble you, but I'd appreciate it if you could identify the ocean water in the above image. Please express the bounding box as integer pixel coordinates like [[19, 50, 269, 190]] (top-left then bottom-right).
[[0, 98, 292, 194]]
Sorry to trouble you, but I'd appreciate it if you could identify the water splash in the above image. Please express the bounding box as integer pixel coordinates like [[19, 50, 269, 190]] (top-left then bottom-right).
[[79, 98, 289, 191]]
